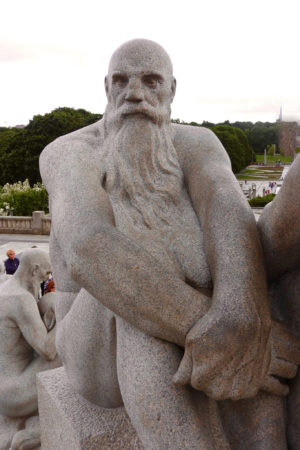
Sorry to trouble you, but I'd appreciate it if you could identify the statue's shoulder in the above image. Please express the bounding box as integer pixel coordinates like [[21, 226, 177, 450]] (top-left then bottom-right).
[[40, 119, 104, 186], [41, 120, 103, 159], [0, 284, 32, 315], [171, 123, 230, 167]]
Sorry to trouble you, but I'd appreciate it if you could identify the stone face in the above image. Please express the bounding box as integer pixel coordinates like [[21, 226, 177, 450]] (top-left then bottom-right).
[[39, 39, 300, 448], [37, 367, 143, 449]]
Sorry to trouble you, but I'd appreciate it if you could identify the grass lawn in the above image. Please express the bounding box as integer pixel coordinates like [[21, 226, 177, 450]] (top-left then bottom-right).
[[236, 165, 283, 180], [256, 154, 293, 163]]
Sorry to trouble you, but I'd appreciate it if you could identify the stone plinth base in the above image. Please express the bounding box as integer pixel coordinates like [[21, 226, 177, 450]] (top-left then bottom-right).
[[37, 367, 143, 449]]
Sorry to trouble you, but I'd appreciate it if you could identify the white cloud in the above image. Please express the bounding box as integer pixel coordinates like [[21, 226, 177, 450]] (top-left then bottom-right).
[[1, 0, 299, 126]]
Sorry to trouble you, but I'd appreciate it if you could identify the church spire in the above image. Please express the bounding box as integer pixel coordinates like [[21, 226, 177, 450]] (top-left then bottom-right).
[[279, 105, 283, 122]]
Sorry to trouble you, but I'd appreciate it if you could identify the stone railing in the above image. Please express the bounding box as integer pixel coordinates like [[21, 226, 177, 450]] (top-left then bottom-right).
[[0, 211, 51, 235]]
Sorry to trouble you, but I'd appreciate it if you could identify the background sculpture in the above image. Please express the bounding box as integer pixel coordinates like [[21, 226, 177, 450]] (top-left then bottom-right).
[[0, 262, 8, 284], [0, 249, 60, 449], [258, 156, 300, 448], [40, 39, 299, 448]]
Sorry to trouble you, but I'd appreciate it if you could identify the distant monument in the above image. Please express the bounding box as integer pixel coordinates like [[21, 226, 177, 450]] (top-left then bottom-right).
[[39, 39, 300, 448]]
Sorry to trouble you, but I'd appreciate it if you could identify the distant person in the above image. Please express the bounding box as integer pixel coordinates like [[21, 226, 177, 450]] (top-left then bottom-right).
[[4, 249, 19, 275], [43, 274, 55, 295], [44, 278, 55, 294]]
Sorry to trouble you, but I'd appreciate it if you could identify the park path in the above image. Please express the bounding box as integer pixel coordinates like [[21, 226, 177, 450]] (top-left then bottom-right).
[[239, 165, 291, 197]]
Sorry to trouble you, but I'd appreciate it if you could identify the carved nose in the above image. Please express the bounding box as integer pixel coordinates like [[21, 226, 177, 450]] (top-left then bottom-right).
[[125, 82, 144, 102]]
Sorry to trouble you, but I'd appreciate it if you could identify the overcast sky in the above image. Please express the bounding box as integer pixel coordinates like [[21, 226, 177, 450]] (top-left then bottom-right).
[[1, 0, 299, 127]]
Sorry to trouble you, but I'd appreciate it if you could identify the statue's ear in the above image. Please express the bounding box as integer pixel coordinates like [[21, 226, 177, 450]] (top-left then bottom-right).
[[32, 263, 39, 276], [105, 76, 109, 98], [170, 77, 176, 103]]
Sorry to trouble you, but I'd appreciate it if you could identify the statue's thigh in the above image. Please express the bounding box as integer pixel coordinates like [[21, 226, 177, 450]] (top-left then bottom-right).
[[57, 289, 122, 407], [116, 318, 214, 450], [0, 356, 59, 418]]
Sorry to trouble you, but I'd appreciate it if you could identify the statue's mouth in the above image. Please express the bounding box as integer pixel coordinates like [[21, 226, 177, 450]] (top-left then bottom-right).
[[122, 112, 151, 120]]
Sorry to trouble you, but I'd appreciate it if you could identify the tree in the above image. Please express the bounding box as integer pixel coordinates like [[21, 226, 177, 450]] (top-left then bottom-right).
[[0, 108, 102, 185], [211, 125, 253, 173], [247, 123, 279, 154]]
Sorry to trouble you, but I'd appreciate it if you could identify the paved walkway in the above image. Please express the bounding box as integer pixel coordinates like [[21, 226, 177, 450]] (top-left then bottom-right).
[[0, 234, 49, 262], [239, 164, 291, 197]]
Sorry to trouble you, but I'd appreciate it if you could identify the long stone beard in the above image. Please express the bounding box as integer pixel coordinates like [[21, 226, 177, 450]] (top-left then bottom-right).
[[103, 113, 183, 231]]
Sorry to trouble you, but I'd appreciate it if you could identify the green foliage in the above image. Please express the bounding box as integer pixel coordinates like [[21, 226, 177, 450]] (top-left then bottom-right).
[[211, 125, 253, 173], [296, 147, 300, 154], [246, 122, 279, 154], [1, 110, 282, 185], [267, 144, 275, 155], [256, 154, 292, 163], [0, 107, 102, 185], [0, 180, 49, 216], [248, 194, 275, 207]]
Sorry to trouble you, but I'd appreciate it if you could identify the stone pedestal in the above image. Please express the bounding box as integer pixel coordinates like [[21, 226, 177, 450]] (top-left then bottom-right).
[[37, 367, 143, 449]]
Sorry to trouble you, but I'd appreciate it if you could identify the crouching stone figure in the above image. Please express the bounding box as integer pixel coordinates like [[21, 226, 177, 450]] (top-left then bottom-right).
[[0, 249, 60, 449], [40, 39, 299, 448]]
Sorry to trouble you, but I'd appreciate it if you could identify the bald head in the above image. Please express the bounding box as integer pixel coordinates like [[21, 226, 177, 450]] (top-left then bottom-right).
[[108, 39, 173, 78], [18, 248, 51, 282], [105, 39, 176, 126]]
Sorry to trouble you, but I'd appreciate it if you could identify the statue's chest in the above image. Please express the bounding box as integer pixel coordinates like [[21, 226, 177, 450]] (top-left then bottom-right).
[[108, 188, 212, 289]]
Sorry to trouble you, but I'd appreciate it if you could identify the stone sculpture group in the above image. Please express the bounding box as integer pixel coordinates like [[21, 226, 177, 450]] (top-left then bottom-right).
[[0, 39, 298, 449], [37, 39, 300, 448]]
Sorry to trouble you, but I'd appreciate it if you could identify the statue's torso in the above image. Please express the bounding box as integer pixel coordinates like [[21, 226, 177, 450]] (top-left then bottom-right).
[[106, 182, 212, 290], [0, 292, 33, 376], [50, 123, 213, 293]]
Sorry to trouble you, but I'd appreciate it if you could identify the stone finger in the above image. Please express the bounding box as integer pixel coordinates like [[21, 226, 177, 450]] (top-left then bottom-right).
[[270, 358, 298, 380], [173, 348, 192, 386], [261, 375, 289, 396]]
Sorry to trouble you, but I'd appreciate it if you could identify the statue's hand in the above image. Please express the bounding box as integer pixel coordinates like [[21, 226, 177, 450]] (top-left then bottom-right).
[[261, 321, 300, 396], [173, 304, 271, 400]]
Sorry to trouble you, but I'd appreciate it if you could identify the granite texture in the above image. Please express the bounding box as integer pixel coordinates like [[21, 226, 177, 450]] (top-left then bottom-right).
[[258, 155, 300, 449], [37, 367, 142, 449], [39, 40, 300, 448], [0, 249, 60, 449]]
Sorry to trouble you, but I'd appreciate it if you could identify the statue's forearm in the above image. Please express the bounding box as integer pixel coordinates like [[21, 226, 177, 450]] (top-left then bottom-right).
[[202, 193, 270, 324], [69, 228, 211, 347]]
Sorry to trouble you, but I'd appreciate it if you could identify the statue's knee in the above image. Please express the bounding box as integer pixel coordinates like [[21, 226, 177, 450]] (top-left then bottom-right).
[[0, 382, 37, 418], [0, 393, 23, 417]]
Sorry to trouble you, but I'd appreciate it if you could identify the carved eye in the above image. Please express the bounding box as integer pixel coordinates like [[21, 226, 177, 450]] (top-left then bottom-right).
[[112, 74, 128, 87], [143, 75, 160, 88]]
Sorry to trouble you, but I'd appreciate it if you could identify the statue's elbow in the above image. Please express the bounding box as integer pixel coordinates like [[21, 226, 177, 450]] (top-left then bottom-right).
[[67, 240, 85, 283], [67, 227, 110, 284]]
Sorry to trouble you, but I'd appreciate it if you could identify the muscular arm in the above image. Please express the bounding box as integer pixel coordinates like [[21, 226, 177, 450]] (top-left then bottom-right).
[[178, 126, 269, 323], [173, 125, 271, 399], [40, 133, 211, 347], [16, 293, 56, 361]]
